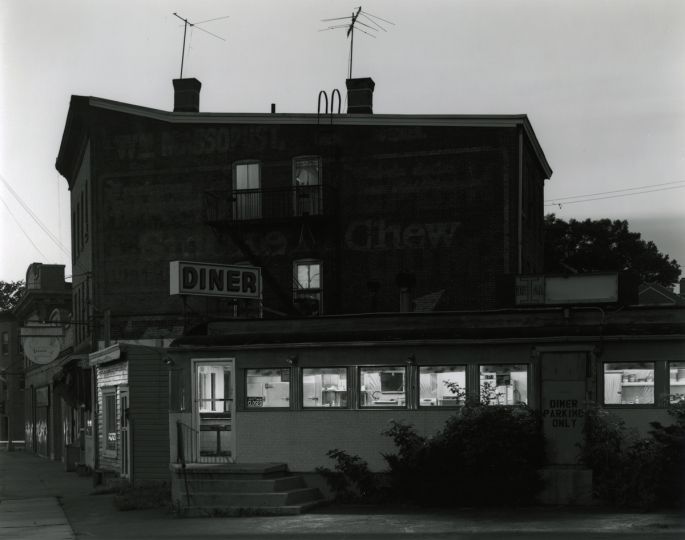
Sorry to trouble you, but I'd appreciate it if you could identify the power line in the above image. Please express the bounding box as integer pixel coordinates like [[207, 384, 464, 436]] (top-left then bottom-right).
[[0, 194, 50, 260], [545, 184, 685, 208], [545, 180, 685, 204], [0, 172, 71, 257]]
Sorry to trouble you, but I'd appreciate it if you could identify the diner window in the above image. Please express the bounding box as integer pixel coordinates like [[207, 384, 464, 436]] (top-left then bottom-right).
[[293, 156, 322, 216], [419, 366, 466, 407], [293, 260, 322, 316], [103, 390, 117, 453], [233, 161, 261, 220], [603, 362, 655, 405], [668, 362, 685, 403], [302, 368, 348, 408], [359, 367, 406, 407], [245, 368, 290, 408], [479, 364, 528, 405]]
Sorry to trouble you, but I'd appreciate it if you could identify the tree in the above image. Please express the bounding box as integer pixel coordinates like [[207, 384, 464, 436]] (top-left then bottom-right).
[[544, 215, 681, 287], [0, 280, 24, 312]]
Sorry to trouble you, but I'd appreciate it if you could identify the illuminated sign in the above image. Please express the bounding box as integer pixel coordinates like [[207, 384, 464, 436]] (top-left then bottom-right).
[[515, 273, 620, 306], [169, 261, 262, 299], [20, 325, 64, 365]]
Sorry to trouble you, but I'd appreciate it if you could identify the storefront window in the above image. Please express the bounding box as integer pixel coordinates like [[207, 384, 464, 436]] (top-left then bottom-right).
[[604, 362, 654, 405], [302, 368, 347, 408], [479, 365, 528, 405], [668, 362, 685, 403], [245, 368, 291, 408], [360, 367, 406, 407], [419, 366, 466, 406]]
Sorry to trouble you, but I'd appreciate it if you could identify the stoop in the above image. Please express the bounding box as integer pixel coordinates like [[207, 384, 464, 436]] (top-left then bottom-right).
[[170, 462, 326, 516]]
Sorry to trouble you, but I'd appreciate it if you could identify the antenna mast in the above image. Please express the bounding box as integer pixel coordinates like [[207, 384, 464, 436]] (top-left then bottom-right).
[[172, 12, 229, 79], [321, 6, 394, 80]]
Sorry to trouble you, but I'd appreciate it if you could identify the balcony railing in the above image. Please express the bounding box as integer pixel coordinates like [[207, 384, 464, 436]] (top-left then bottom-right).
[[204, 185, 336, 224]]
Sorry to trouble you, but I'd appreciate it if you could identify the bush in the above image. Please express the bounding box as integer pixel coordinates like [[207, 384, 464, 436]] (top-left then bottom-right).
[[580, 401, 685, 510], [382, 403, 545, 507], [315, 449, 385, 503], [112, 481, 171, 511]]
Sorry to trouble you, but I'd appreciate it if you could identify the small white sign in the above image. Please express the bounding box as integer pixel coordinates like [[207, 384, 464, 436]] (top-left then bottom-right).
[[169, 261, 262, 299]]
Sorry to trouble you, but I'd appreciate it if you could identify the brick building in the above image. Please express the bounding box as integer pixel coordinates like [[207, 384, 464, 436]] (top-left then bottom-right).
[[0, 311, 22, 447], [56, 77, 551, 345]]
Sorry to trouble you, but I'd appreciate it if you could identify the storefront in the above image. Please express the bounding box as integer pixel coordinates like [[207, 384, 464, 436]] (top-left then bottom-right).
[[166, 305, 684, 505]]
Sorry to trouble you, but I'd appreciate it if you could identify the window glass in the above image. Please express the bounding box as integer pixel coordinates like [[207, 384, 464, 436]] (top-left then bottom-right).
[[235, 162, 260, 190], [198, 365, 231, 414], [419, 366, 466, 406], [104, 393, 117, 451], [479, 364, 528, 405], [1, 332, 8, 355], [294, 261, 321, 315], [668, 362, 685, 403], [294, 157, 320, 186], [360, 367, 406, 407], [604, 362, 654, 405], [245, 368, 290, 408], [233, 162, 261, 219], [302, 368, 347, 408]]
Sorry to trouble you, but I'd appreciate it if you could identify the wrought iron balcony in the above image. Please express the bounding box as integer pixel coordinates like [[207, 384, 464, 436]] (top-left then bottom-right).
[[204, 185, 336, 224]]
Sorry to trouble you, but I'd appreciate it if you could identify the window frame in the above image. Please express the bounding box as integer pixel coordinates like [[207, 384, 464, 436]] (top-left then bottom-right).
[[358, 365, 408, 409], [293, 259, 323, 315], [602, 361, 656, 407], [232, 160, 262, 220], [301, 367, 349, 409], [102, 387, 118, 457], [244, 367, 292, 411], [418, 364, 467, 408], [478, 363, 530, 406]]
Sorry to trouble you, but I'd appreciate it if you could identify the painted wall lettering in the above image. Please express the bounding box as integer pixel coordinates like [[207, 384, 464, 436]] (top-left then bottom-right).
[[542, 399, 585, 428], [345, 219, 460, 250], [113, 128, 231, 161]]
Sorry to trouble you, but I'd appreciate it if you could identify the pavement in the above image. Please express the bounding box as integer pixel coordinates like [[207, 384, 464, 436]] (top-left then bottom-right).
[[1, 449, 684, 540]]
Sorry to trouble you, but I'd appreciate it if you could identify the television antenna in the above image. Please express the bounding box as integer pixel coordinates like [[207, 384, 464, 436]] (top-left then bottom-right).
[[173, 12, 229, 78], [321, 6, 394, 80]]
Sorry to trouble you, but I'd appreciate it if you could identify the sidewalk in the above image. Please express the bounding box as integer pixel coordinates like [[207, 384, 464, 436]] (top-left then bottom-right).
[[1, 449, 684, 539]]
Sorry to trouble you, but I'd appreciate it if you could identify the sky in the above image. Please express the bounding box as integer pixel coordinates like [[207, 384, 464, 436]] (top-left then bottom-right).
[[1, 0, 684, 285]]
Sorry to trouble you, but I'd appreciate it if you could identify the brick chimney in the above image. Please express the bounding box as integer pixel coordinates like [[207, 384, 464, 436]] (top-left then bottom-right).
[[173, 78, 201, 112], [345, 77, 375, 114]]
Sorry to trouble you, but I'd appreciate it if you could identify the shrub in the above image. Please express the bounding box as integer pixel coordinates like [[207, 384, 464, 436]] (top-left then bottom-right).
[[112, 481, 171, 511], [581, 401, 685, 510], [381, 403, 545, 507], [315, 449, 384, 503]]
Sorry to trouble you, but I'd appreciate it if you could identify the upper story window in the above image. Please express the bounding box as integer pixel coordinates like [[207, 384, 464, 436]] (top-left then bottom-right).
[[293, 156, 322, 216], [233, 161, 261, 220], [293, 260, 321, 316]]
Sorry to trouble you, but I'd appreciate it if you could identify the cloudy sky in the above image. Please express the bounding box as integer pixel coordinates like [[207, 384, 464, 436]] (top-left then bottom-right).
[[1, 0, 684, 284]]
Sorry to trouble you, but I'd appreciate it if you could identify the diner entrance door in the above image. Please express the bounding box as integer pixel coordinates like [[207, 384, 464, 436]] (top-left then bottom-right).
[[193, 360, 234, 463]]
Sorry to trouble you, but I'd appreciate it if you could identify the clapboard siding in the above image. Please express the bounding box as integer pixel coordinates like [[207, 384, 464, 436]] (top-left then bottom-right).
[[128, 347, 170, 484], [95, 361, 128, 473]]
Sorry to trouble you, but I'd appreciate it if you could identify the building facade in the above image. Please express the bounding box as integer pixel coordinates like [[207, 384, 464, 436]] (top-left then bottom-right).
[[0, 311, 23, 447]]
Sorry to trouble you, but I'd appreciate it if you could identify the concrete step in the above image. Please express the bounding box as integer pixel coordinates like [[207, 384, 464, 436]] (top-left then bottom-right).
[[177, 499, 326, 517], [171, 462, 288, 479], [182, 475, 305, 493], [188, 487, 322, 507]]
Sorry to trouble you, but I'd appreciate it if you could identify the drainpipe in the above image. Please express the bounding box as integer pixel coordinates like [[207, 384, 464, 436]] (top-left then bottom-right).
[[517, 126, 524, 274]]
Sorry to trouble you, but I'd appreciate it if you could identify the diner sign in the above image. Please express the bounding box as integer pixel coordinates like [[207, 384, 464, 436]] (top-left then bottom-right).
[[169, 261, 261, 299]]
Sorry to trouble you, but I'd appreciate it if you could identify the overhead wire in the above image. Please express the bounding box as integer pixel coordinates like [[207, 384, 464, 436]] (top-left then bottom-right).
[[0, 194, 50, 260], [545, 181, 685, 207]]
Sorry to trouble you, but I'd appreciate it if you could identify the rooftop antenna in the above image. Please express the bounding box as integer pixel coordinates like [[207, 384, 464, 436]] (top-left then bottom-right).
[[321, 6, 394, 80], [173, 12, 229, 78]]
